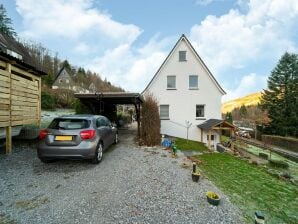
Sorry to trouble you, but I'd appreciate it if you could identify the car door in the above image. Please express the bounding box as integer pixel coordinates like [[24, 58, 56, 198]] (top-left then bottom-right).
[[96, 118, 109, 150], [103, 117, 113, 146]]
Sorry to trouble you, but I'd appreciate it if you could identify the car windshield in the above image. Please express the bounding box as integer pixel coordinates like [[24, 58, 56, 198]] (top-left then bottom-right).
[[48, 118, 90, 130]]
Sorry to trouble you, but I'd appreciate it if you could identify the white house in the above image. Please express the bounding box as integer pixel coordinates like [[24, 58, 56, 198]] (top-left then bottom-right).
[[142, 34, 231, 148]]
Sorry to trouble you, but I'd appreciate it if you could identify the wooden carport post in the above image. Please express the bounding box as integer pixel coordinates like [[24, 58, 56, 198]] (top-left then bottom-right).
[[6, 62, 12, 154]]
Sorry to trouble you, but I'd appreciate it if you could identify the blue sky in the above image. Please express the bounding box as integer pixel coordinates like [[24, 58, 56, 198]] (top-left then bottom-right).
[[2, 0, 298, 101]]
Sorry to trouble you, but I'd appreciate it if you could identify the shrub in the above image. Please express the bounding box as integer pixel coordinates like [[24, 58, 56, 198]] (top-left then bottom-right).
[[140, 94, 160, 146], [259, 152, 269, 160], [117, 112, 131, 127], [269, 159, 289, 169], [73, 99, 91, 114], [41, 91, 55, 110]]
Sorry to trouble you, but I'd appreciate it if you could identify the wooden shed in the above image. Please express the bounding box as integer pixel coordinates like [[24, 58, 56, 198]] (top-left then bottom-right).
[[0, 36, 46, 154]]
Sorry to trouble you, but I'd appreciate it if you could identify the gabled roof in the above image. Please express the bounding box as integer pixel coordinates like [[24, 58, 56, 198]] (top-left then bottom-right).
[[142, 34, 226, 95], [197, 119, 234, 131], [53, 66, 72, 83]]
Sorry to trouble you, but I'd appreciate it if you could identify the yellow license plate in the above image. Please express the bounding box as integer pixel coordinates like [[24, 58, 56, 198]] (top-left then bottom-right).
[[55, 136, 72, 141]]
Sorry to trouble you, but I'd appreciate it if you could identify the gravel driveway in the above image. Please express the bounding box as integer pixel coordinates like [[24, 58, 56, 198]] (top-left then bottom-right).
[[0, 127, 244, 224]]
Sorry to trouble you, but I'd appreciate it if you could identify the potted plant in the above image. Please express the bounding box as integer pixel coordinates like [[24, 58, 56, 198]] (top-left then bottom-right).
[[206, 191, 220, 206], [192, 163, 200, 182]]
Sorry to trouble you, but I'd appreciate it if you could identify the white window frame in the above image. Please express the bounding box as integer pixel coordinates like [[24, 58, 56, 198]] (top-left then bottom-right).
[[189, 75, 198, 89], [160, 105, 169, 119], [167, 76, 176, 89]]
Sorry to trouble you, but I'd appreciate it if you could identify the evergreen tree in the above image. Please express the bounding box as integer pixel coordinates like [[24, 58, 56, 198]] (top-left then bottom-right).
[[225, 112, 233, 124], [260, 52, 298, 137], [0, 4, 17, 38], [239, 105, 247, 118]]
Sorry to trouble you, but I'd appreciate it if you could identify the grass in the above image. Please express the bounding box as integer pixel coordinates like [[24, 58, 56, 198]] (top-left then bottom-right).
[[237, 143, 298, 181], [174, 137, 208, 152], [195, 153, 298, 224]]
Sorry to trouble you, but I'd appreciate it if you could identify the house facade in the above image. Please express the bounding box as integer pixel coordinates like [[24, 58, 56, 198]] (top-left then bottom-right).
[[52, 67, 77, 91], [143, 34, 226, 148]]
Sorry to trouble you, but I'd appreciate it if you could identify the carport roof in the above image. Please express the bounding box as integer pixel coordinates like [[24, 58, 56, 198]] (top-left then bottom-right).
[[74, 92, 144, 104]]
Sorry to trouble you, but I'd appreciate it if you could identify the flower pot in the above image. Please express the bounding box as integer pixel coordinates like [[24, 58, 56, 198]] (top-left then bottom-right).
[[206, 191, 220, 206], [192, 172, 200, 182]]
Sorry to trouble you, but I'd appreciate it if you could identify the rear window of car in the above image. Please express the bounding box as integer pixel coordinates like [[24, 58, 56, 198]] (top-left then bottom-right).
[[48, 119, 90, 130]]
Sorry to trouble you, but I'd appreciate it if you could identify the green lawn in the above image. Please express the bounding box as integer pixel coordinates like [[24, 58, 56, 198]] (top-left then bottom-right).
[[195, 153, 298, 224], [174, 137, 208, 152]]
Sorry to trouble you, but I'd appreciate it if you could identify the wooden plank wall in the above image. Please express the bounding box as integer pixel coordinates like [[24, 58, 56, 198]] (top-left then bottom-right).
[[0, 59, 41, 154]]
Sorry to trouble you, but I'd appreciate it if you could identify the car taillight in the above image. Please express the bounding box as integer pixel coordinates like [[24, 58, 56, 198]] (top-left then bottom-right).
[[39, 129, 48, 140], [80, 129, 96, 140]]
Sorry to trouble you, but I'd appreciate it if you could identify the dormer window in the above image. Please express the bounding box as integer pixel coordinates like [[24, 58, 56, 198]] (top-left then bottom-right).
[[179, 51, 186, 61]]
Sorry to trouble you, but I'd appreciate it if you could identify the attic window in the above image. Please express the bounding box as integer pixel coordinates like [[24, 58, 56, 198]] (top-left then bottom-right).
[[179, 51, 186, 61]]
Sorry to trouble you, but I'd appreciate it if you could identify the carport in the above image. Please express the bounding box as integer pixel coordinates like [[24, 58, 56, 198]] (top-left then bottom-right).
[[74, 92, 143, 138]]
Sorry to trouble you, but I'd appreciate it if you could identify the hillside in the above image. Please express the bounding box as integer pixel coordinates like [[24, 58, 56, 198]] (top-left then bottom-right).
[[221, 92, 262, 114]]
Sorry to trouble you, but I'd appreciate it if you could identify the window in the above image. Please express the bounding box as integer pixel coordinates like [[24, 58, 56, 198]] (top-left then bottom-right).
[[160, 105, 169, 119], [179, 51, 186, 61], [167, 76, 176, 89], [49, 119, 90, 130], [196, 105, 205, 117], [96, 118, 107, 127], [66, 79, 69, 84], [189, 75, 198, 89], [207, 135, 216, 141], [59, 79, 63, 83]]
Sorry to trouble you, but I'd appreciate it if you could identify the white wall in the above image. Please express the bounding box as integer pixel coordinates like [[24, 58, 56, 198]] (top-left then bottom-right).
[[144, 37, 223, 142]]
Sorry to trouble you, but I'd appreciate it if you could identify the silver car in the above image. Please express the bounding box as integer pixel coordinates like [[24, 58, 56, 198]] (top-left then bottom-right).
[[37, 115, 118, 164]]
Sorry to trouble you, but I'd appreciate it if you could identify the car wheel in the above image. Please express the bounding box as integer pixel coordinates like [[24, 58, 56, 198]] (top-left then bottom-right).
[[114, 133, 118, 144], [92, 142, 103, 164]]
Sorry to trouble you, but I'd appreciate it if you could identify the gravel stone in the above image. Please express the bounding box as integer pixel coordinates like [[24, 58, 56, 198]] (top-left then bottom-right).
[[0, 127, 244, 224]]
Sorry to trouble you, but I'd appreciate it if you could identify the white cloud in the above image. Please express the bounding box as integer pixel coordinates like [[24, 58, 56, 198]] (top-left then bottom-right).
[[222, 73, 267, 102], [190, 0, 298, 75], [74, 42, 91, 54], [16, 0, 141, 44], [85, 35, 173, 92]]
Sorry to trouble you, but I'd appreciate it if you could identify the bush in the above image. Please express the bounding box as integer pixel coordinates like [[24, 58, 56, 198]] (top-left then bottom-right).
[[73, 99, 91, 114], [269, 159, 289, 169], [140, 94, 160, 146], [117, 112, 131, 127], [41, 91, 55, 110], [259, 152, 269, 160]]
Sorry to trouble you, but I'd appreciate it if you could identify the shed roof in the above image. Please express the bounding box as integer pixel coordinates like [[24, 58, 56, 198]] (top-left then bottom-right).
[[0, 34, 47, 76], [197, 119, 234, 131]]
